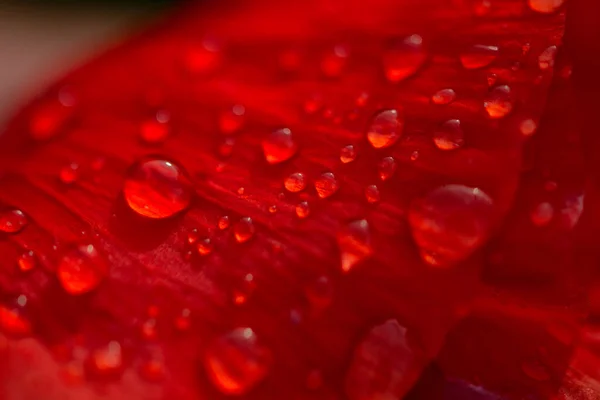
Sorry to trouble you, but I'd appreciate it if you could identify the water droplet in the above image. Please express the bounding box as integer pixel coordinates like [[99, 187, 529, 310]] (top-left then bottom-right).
[[219, 105, 246, 134], [175, 308, 192, 331], [383, 35, 427, 83], [306, 369, 324, 390], [484, 85, 513, 119], [367, 109, 404, 149], [408, 185, 494, 267], [284, 172, 306, 193], [268, 205, 278, 214], [59, 162, 80, 184], [197, 238, 213, 256], [337, 220, 372, 272], [204, 327, 272, 395], [377, 157, 397, 181], [410, 151, 420, 161], [433, 119, 465, 151], [365, 185, 381, 204], [460, 45, 499, 69], [315, 172, 339, 199], [304, 94, 323, 115], [57, 244, 108, 295], [431, 88, 456, 105], [305, 275, 334, 309], [296, 201, 310, 219], [560, 194, 584, 229], [0, 209, 28, 234], [140, 110, 170, 144], [356, 92, 369, 107], [187, 228, 200, 244], [521, 359, 550, 381], [528, 0, 564, 13], [322, 45, 349, 77], [29, 98, 74, 141], [184, 37, 221, 74], [139, 354, 166, 382], [218, 216, 230, 230], [531, 202, 554, 227], [141, 318, 158, 340], [473, 0, 492, 15], [123, 158, 192, 219], [539, 45, 558, 71], [340, 145, 357, 163], [91, 341, 122, 374], [234, 217, 255, 243], [345, 320, 421, 400], [262, 128, 297, 164], [520, 119, 538, 136], [219, 138, 236, 158], [233, 273, 255, 305], [487, 73, 498, 87], [18, 250, 36, 272], [237, 187, 246, 196], [0, 295, 31, 336], [91, 157, 106, 172]]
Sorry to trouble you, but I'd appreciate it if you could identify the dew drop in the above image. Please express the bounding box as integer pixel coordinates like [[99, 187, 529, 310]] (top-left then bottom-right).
[[219, 105, 246, 135], [123, 158, 193, 219], [460, 45, 499, 69], [345, 320, 422, 400], [234, 217, 255, 243], [218, 216, 230, 230], [367, 109, 404, 149], [305, 275, 334, 309], [57, 244, 108, 295], [410, 151, 420, 161], [433, 119, 465, 151], [268, 205, 278, 214], [340, 145, 357, 164], [304, 94, 323, 115], [91, 341, 123, 374], [140, 110, 170, 144], [521, 359, 550, 381], [233, 273, 255, 305], [383, 34, 427, 83], [377, 157, 397, 181], [219, 138, 236, 157], [0, 295, 31, 336], [431, 88, 456, 105], [337, 219, 372, 272], [473, 0, 492, 15], [141, 318, 158, 340], [262, 128, 297, 164], [204, 327, 272, 395], [139, 355, 166, 382], [0, 209, 28, 233], [560, 194, 584, 229], [91, 157, 106, 172], [29, 98, 74, 141], [175, 308, 192, 331], [197, 238, 213, 256], [356, 92, 369, 107], [531, 202, 554, 227], [315, 172, 339, 199], [365, 185, 381, 204], [184, 37, 221, 74], [284, 172, 306, 193], [520, 119, 538, 137], [408, 185, 494, 267], [487, 73, 498, 87], [237, 187, 245, 196], [187, 228, 200, 244], [538, 45, 558, 71], [528, 0, 564, 13], [484, 85, 513, 119], [59, 162, 80, 184], [18, 250, 37, 272], [295, 201, 310, 219], [321, 45, 349, 77]]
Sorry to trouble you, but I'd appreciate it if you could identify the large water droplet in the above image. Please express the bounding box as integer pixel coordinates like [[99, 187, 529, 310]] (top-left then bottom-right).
[[484, 85, 513, 119], [520, 119, 538, 137], [345, 320, 421, 400], [284, 172, 306, 193], [538, 45, 557, 71], [91, 341, 123, 375], [219, 105, 246, 135], [0, 209, 28, 233], [123, 158, 193, 219], [433, 119, 465, 151], [204, 327, 272, 395], [528, 0, 564, 13], [57, 244, 108, 295], [408, 185, 494, 267], [337, 220, 372, 272], [431, 88, 456, 105], [340, 145, 357, 164], [367, 109, 404, 149], [315, 172, 339, 199], [18, 250, 37, 272], [383, 35, 427, 83], [296, 201, 310, 219], [0, 295, 31, 336], [530, 202, 554, 227], [262, 128, 297, 164], [460, 45, 499, 69], [218, 216, 230, 230], [378, 157, 397, 181], [234, 217, 255, 243]]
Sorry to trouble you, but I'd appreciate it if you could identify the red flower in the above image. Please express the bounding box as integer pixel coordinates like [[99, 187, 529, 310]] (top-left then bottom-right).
[[1, 0, 599, 399]]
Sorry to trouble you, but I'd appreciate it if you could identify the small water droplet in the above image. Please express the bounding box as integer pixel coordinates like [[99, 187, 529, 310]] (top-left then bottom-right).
[[367, 109, 404, 149], [29, 98, 74, 141], [262, 128, 297, 164], [474, 0, 492, 15], [140, 110, 170, 144], [296, 201, 310, 219], [487, 73, 498, 87], [531, 202, 554, 227], [345, 320, 421, 400], [528, 0, 564, 13], [560, 194, 584, 229], [460, 45, 499, 69], [305, 275, 334, 309], [175, 308, 191, 331], [337, 219, 372, 272], [521, 359, 550, 381], [219, 138, 236, 158], [18, 250, 37, 272], [365, 185, 381, 204], [315, 172, 339, 199], [408, 185, 494, 267], [356, 92, 369, 107], [306, 369, 324, 390], [539, 45, 558, 71], [57, 244, 108, 295], [204, 328, 272, 395], [431, 88, 456, 105], [433, 119, 465, 151], [91, 157, 106, 172], [322, 45, 349, 77], [268, 205, 278, 214], [187, 228, 200, 244], [139, 354, 166, 382], [0, 209, 28, 233], [219, 105, 246, 134], [59, 163, 80, 184], [383, 35, 427, 83], [233, 273, 255, 305], [378, 157, 397, 181], [484, 85, 513, 119], [141, 318, 158, 340], [91, 341, 123, 374], [197, 238, 213, 256], [304, 94, 323, 115], [520, 119, 538, 136], [284, 172, 307, 193], [123, 158, 192, 219], [237, 187, 246, 196], [0, 295, 31, 336], [340, 145, 357, 163], [218, 216, 230, 230], [184, 37, 221, 74], [410, 151, 420, 161], [234, 217, 255, 243]]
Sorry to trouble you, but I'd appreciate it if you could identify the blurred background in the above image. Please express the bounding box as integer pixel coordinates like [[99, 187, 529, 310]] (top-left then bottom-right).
[[0, 0, 180, 128]]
